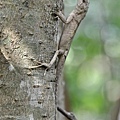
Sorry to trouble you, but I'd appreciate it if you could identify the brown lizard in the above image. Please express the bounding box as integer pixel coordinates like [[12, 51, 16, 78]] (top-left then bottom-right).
[[28, 0, 89, 70], [28, 0, 89, 119]]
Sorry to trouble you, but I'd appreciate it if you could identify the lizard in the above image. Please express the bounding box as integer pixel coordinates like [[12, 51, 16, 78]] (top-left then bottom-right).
[[28, 0, 89, 70], [27, 0, 89, 119]]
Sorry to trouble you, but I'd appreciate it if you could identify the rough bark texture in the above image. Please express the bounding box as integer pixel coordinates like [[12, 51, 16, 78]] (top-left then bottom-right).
[[0, 0, 64, 119]]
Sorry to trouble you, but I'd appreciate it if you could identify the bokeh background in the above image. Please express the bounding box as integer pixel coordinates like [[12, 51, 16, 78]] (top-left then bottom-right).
[[64, 0, 120, 119]]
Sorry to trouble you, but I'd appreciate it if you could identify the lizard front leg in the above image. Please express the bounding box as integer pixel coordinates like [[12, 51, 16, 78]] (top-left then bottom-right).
[[56, 10, 75, 24]]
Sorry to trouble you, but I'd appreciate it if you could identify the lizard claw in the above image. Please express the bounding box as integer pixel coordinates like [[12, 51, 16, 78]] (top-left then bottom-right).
[[27, 62, 50, 69]]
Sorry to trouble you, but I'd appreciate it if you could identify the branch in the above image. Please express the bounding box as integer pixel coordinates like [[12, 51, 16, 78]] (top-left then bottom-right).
[[57, 107, 77, 120]]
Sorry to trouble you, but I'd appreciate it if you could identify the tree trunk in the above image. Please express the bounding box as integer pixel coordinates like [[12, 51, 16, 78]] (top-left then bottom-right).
[[0, 0, 64, 119]]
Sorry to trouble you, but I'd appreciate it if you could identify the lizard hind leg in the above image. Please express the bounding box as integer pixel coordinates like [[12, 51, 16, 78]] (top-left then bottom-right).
[[27, 49, 64, 70]]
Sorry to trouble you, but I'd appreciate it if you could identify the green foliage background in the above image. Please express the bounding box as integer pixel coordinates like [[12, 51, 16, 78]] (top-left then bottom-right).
[[64, 0, 120, 119]]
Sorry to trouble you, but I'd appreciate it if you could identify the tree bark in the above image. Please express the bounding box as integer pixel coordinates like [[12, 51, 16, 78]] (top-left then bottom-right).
[[0, 0, 64, 119]]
